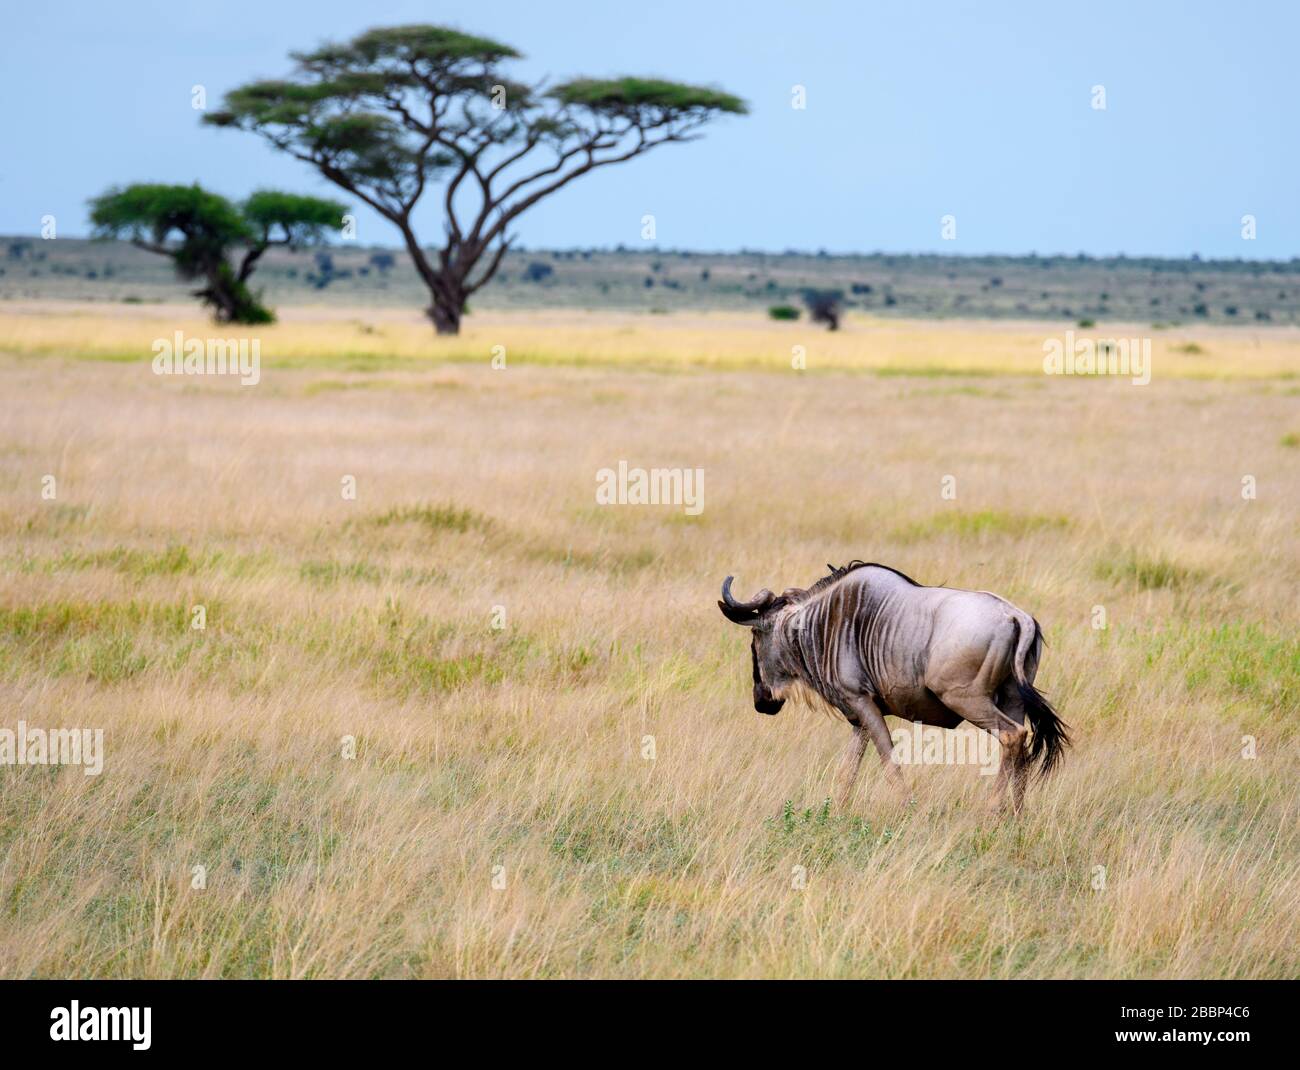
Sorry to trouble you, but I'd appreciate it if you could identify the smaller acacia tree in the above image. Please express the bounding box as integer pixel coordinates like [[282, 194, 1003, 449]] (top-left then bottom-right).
[[88, 183, 345, 323]]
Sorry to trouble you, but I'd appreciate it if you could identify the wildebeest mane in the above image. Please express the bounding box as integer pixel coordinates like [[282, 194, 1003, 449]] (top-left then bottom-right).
[[792, 560, 923, 602]]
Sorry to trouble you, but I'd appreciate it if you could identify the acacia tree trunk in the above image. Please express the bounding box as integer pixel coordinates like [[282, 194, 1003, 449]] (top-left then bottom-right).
[[195, 262, 272, 324], [195, 266, 240, 323], [421, 267, 467, 335], [427, 271, 468, 335], [429, 298, 462, 335], [397, 222, 470, 336]]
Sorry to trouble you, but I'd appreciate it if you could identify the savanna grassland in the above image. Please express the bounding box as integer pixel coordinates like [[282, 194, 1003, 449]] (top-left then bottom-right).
[[0, 302, 1297, 978]]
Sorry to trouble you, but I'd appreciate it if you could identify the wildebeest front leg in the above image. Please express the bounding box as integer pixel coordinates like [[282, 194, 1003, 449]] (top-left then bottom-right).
[[835, 727, 870, 809], [836, 695, 906, 808]]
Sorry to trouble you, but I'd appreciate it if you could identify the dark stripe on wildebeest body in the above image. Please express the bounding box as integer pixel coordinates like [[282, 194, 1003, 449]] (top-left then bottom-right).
[[718, 561, 1070, 813]]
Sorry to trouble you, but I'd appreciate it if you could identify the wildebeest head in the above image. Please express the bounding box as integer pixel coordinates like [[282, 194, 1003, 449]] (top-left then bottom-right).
[[718, 576, 795, 715]]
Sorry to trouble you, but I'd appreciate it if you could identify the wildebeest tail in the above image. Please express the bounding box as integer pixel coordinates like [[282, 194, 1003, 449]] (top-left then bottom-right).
[[1010, 615, 1070, 780]]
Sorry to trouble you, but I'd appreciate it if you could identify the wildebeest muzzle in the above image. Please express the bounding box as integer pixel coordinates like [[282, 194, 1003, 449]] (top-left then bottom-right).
[[752, 644, 784, 714]]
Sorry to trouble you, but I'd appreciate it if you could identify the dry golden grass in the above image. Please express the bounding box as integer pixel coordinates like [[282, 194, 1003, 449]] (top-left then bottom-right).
[[0, 304, 1297, 978], [3, 301, 1298, 376]]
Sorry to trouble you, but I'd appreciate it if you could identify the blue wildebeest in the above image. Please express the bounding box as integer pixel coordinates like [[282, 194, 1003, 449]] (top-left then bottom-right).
[[718, 562, 1069, 813]]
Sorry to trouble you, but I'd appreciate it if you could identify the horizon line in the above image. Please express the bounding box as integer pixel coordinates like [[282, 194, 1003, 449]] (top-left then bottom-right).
[[5, 233, 1298, 267]]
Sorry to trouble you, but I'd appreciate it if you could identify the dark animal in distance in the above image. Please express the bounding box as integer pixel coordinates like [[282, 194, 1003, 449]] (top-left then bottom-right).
[[718, 562, 1070, 813]]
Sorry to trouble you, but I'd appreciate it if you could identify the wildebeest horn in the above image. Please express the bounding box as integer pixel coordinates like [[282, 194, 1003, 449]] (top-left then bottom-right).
[[720, 576, 775, 611]]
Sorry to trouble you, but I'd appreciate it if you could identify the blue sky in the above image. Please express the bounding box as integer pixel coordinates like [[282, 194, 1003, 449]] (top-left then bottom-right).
[[2, 0, 1295, 257]]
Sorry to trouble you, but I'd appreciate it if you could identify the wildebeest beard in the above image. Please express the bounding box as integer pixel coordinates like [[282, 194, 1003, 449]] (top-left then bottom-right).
[[752, 640, 784, 714]]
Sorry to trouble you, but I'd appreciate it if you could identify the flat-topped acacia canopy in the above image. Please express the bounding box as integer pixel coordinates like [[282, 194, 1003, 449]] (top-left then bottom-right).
[[204, 22, 747, 335]]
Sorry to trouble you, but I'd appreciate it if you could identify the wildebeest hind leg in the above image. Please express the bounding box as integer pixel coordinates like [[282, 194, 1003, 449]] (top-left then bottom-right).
[[937, 691, 1027, 815], [994, 680, 1031, 813]]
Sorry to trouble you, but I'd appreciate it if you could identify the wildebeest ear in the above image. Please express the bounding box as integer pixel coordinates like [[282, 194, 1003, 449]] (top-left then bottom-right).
[[718, 600, 760, 626]]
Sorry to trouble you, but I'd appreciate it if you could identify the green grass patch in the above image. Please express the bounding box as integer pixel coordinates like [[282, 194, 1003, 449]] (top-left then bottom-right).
[[300, 559, 384, 586], [1136, 622, 1299, 720], [11, 545, 274, 580], [1095, 551, 1201, 591], [524, 542, 658, 574], [0, 599, 282, 689], [61, 543, 200, 577], [0, 600, 190, 643], [549, 808, 699, 873], [0, 600, 192, 683], [370, 503, 489, 535], [363, 605, 535, 697], [763, 798, 900, 869], [894, 510, 1070, 541], [9, 504, 90, 534]]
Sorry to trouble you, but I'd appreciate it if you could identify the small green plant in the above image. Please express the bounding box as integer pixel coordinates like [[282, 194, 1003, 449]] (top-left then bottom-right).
[[768, 798, 893, 868], [1077, 317, 1096, 328], [768, 305, 801, 321]]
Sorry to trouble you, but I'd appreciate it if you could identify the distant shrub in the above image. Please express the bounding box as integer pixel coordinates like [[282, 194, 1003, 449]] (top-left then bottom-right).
[[1077, 318, 1095, 328], [306, 251, 337, 290], [768, 305, 801, 321], [801, 289, 843, 329]]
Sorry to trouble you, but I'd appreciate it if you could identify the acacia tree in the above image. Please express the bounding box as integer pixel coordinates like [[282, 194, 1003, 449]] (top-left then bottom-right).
[[89, 184, 345, 323], [203, 24, 747, 334]]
